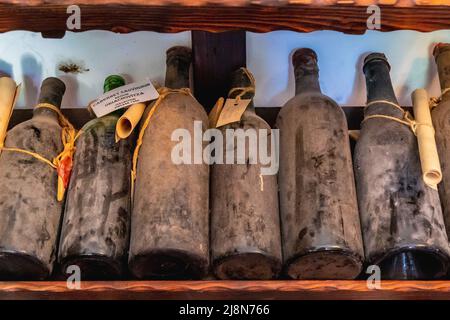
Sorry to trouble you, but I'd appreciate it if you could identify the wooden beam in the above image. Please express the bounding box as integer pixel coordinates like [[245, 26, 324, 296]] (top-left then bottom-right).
[[192, 31, 246, 112], [0, 1, 448, 35]]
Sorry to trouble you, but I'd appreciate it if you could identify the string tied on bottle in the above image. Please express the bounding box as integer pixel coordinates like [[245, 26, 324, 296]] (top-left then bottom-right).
[[130, 87, 193, 199], [0, 103, 80, 201], [362, 100, 433, 135], [363, 89, 443, 190], [429, 87, 450, 110]]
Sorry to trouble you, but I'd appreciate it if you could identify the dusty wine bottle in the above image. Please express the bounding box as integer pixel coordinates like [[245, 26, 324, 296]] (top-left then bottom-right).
[[0, 77, 66, 279], [276, 48, 364, 279], [211, 68, 282, 280], [431, 44, 450, 244], [354, 53, 450, 279], [58, 75, 133, 279], [129, 46, 209, 279]]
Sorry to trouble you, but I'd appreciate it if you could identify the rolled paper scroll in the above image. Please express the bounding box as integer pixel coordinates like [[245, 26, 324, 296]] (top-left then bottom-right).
[[412, 88, 442, 189], [0, 77, 19, 150], [115, 102, 146, 142], [348, 130, 360, 141]]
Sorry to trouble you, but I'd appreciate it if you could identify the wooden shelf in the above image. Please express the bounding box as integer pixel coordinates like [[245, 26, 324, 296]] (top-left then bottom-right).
[[0, 1, 449, 36], [1, 280, 450, 300]]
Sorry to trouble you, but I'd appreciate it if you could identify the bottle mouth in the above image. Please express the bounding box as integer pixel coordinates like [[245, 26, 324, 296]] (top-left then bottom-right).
[[41, 77, 66, 96], [433, 43, 450, 60], [292, 48, 318, 70], [166, 46, 192, 65], [363, 52, 391, 72], [103, 75, 125, 93]]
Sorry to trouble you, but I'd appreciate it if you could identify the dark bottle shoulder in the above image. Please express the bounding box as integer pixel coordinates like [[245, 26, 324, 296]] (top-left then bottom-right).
[[159, 93, 208, 120], [276, 92, 347, 127], [222, 110, 271, 131], [7, 116, 61, 138], [81, 114, 118, 133]]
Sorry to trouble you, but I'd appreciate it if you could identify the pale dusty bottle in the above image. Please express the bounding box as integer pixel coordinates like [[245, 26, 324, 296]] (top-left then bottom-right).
[[58, 75, 133, 279], [431, 44, 450, 249], [276, 48, 364, 279], [129, 46, 210, 279], [211, 68, 282, 280], [354, 53, 450, 279], [0, 77, 66, 279]]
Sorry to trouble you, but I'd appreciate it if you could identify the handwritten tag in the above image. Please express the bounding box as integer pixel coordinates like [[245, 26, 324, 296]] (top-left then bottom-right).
[[90, 80, 159, 118], [215, 98, 251, 128]]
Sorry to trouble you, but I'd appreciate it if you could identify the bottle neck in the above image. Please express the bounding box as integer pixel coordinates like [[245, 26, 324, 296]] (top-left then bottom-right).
[[165, 57, 190, 89], [33, 78, 65, 121], [228, 68, 255, 111], [435, 45, 450, 102], [294, 69, 321, 95], [292, 49, 321, 95], [103, 75, 126, 118], [364, 59, 400, 117]]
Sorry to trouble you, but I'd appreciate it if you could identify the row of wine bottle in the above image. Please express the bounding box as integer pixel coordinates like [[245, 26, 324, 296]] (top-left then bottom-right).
[[0, 43, 450, 281]]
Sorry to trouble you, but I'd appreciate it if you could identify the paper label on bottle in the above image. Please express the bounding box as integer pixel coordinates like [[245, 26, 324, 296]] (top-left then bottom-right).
[[90, 79, 159, 118], [215, 98, 251, 128]]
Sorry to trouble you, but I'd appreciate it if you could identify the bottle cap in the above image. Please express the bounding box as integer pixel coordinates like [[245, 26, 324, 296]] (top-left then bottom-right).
[[433, 43, 450, 61], [166, 46, 192, 65], [103, 75, 125, 93], [363, 52, 391, 71]]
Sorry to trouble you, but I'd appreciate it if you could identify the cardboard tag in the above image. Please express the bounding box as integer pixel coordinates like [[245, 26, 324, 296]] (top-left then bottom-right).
[[215, 98, 251, 128], [208, 97, 224, 128], [90, 79, 159, 117]]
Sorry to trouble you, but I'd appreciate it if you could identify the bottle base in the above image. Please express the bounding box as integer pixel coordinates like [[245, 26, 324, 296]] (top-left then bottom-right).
[[59, 254, 124, 280], [285, 248, 363, 280], [374, 247, 448, 280], [0, 250, 49, 280], [213, 251, 281, 280], [129, 248, 208, 280]]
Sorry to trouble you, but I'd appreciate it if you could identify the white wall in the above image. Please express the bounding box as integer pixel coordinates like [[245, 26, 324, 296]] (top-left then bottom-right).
[[248, 30, 450, 107], [0, 31, 191, 108], [0, 29, 450, 109]]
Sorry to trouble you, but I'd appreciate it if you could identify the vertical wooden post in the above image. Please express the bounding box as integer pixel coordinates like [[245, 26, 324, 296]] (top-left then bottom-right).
[[192, 31, 246, 112]]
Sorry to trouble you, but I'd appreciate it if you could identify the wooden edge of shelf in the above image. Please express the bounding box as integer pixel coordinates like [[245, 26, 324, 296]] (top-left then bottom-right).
[[0, 2, 449, 35], [0, 280, 450, 300]]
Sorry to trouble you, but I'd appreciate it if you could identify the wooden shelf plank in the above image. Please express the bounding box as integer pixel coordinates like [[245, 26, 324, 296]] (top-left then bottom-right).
[[0, 1, 448, 35], [1, 280, 450, 300]]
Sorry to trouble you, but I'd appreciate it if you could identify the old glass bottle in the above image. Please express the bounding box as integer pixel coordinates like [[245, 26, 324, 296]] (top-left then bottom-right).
[[211, 68, 282, 280], [431, 44, 450, 251], [129, 46, 209, 279], [0, 77, 66, 279], [354, 52, 450, 279], [58, 75, 133, 279], [276, 48, 364, 279]]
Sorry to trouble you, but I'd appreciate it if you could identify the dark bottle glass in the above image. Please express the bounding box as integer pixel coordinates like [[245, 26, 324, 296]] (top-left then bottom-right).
[[354, 52, 450, 279], [129, 46, 210, 279], [0, 77, 66, 279], [211, 68, 282, 280], [276, 48, 364, 279], [431, 44, 450, 252], [58, 75, 133, 279]]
